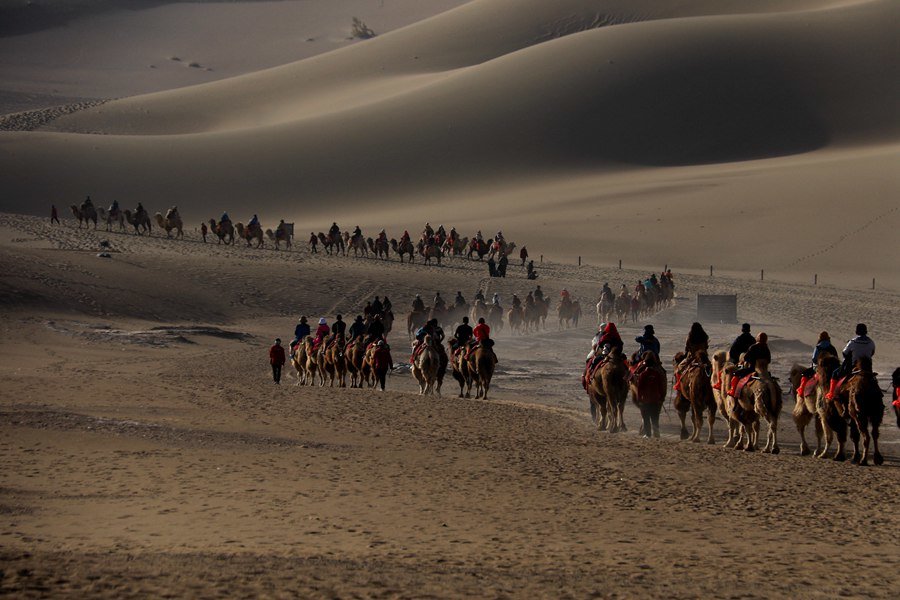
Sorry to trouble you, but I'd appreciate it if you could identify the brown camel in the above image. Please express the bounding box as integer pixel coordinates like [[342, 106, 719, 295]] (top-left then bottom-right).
[[488, 304, 504, 332], [467, 239, 489, 260], [97, 207, 125, 232], [557, 298, 577, 330], [390, 238, 415, 263], [728, 365, 782, 453], [235, 222, 263, 247], [368, 236, 389, 260], [672, 351, 717, 443], [265, 223, 293, 250], [348, 234, 368, 258], [711, 351, 741, 449], [507, 306, 524, 334], [449, 343, 473, 398], [587, 348, 629, 433], [125, 209, 152, 235], [630, 351, 668, 438], [291, 339, 310, 385], [832, 357, 884, 465], [301, 338, 320, 386], [406, 308, 429, 339], [466, 343, 497, 399], [470, 300, 488, 324], [413, 335, 441, 395], [344, 337, 367, 388], [155, 211, 184, 239], [320, 335, 347, 387], [417, 240, 442, 265], [70, 204, 98, 229], [208, 218, 234, 244], [789, 353, 840, 457]]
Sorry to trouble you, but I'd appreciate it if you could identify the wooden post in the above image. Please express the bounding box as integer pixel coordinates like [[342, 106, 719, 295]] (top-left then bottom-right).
[[814, 274, 817, 285], [540, 254, 543, 263], [578, 256, 581, 266], [710, 265, 713, 277], [665, 264, 668, 271], [872, 278, 876, 290], [761, 269, 764, 281], [618, 259, 622, 270]]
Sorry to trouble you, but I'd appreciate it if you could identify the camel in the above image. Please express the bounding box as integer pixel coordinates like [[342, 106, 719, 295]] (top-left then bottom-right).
[[467, 239, 489, 260], [368, 237, 389, 260], [614, 292, 630, 324], [449, 343, 473, 398], [587, 348, 629, 433], [523, 301, 541, 332], [207, 219, 234, 244], [466, 343, 497, 399], [470, 300, 489, 323], [557, 298, 578, 329], [318, 335, 346, 387], [265, 223, 293, 250], [488, 304, 504, 332], [488, 240, 516, 260], [155, 211, 184, 239], [97, 207, 125, 232], [70, 204, 98, 229], [672, 351, 717, 443], [596, 296, 614, 325], [630, 351, 668, 438], [727, 364, 782, 453], [711, 351, 742, 449], [442, 235, 468, 257], [348, 234, 368, 258], [407, 308, 429, 339], [291, 339, 310, 385], [125, 209, 152, 235], [788, 353, 841, 456], [832, 357, 884, 465], [301, 338, 321, 386], [390, 238, 415, 263], [507, 306, 524, 334], [235, 222, 263, 248], [413, 335, 441, 395], [417, 240, 442, 265], [345, 337, 368, 388]]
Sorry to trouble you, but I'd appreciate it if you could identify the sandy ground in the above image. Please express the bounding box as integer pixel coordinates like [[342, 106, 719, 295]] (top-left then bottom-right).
[[1, 214, 898, 597]]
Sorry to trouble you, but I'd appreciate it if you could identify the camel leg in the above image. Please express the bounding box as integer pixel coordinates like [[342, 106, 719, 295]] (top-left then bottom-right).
[[706, 404, 716, 445], [857, 417, 870, 466], [817, 411, 835, 458], [690, 405, 702, 443], [677, 407, 689, 440], [872, 423, 884, 466], [849, 420, 861, 464], [639, 406, 651, 439], [794, 408, 812, 455], [607, 397, 619, 433], [589, 398, 599, 426], [650, 404, 661, 438], [812, 415, 824, 456]]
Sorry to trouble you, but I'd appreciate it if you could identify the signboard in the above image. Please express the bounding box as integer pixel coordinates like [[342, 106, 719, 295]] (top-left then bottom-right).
[[697, 294, 737, 324]]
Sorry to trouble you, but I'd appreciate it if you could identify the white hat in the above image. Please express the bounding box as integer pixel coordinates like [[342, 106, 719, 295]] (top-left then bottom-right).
[[319, 317, 327, 325]]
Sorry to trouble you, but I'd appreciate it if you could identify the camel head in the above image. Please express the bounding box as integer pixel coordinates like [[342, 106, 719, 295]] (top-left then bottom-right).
[[265, 229, 275, 240], [640, 351, 661, 368]]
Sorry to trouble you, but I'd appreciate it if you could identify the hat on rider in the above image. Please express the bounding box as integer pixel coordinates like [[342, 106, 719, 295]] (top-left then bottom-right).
[[855, 323, 867, 336], [644, 325, 654, 335], [741, 323, 751, 333], [299, 316, 307, 323], [318, 317, 327, 325]]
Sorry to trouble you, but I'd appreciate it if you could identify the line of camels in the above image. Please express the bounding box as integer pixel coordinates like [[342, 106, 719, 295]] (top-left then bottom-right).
[[587, 343, 890, 467]]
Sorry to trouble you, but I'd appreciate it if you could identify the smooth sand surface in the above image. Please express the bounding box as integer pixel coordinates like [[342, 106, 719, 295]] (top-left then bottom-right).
[[1, 213, 899, 597]]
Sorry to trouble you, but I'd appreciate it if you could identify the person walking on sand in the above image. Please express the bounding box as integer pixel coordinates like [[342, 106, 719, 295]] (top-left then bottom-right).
[[269, 338, 286, 384], [50, 204, 60, 225], [520, 245, 528, 266], [372, 340, 394, 391], [200, 221, 208, 243]]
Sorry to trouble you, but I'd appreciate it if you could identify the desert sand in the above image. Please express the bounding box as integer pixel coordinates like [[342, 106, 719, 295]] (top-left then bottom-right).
[[1, 0, 899, 597]]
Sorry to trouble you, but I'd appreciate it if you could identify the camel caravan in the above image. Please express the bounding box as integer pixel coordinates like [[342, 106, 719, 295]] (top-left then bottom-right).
[[580, 317, 896, 465]]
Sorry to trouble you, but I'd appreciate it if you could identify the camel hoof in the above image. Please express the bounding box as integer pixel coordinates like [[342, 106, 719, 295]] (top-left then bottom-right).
[[744, 446, 755, 452], [833, 453, 846, 462], [799, 447, 811, 456], [851, 453, 861, 464], [641, 434, 650, 439], [679, 430, 689, 441], [858, 459, 869, 467], [771, 446, 780, 455], [874, 453, 884, 466], [707, 439, 715, 446]]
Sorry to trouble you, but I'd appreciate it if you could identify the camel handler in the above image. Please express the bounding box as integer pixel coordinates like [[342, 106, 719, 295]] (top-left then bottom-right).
[[50, 204, 59, 225], [308, 232, 318, 253], [372, 341, 394, 391], [269, 338, 286, 385], [201, 222, 208, 242], [728, 333, 771, 397], [520, 245, 528, 265], [468, 318, 496, 362]]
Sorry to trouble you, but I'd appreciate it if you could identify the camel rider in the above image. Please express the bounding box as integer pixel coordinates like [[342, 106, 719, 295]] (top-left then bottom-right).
[[492, 293, 500, 306], [560, 289, 570, 301], [826, 324, 875, 400], [475, 230, 484, 243], [312, 318, 330, 351], [525, 292, 535, 307], [527, 260, 537, 279], [248, 213, 259, 229], [330, 314, 347, 339], [277, 219, 286, 236], [401, 230, 411, 244], [437, 225, 446, 238], [511, 294, 521, 309], [452, 317, 473, 352], [474, 290, 485, 303], [729, 333, 771, 397], [533, 286, 544, 302], [413, 319, 443, 359], [382, 296, 392, 314], [365, 314, 386, 346], [811, 331, 837, 368], [291, 316, 311, 356], [454, 291, 466, 307], [684, 322, 710, 357], [434, 292, 446, 311], [353, 225, 362, 240], [601, 283, 613, 302], [650, 273, 658, 287], [378, 229, 387, 243], [109, 199, 120, 216], [363, 301, 374, 320], [468, 318, 495, 359], [165, 206, 179, 220], [423, 222, 434, 239], [449, 227, 458, 243], [372, 296, 384, 316], [329, 222, 340, 238], [728, 324, 756, 365], [135, 202, 145, 219], [495, 231, 504, 243], [634, 280, 644, 295], [219, 211, 230, 225], [82, 195, 93, 209], [347, 315, 366, 344], [412, 294, 425, 312], [634, 325, 661, 358], [597, 322, 624, 357]]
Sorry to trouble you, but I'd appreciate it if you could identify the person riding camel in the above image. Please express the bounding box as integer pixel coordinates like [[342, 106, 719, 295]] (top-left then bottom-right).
[[365, 314, 386, 346], [401, 229, 411, 244], [525, 292, 534, 307], [797, 331, 838, 394], [218, 211, 229, 225], [247, 213, 259, 229], [412, 294, 425, 312], [372, 296, 384, 316], [109, 199, 120, 216], [166, 205, 179, 220], [527, 260, 537, 279], [134, 202, 146, 219], [449, 227, 458, 243], [312, 318, 330, 352], [468, 317, 495, 361], [511, 294, 522, 309], [327, 315, 347, 350], [434, 292, 446, 311], [276, 219, 287, 237], [347, 315, 366, 344], [601, 283, 613, 302], [495, 231, 504, 243], [437, 225, 446, 238], [474, 290, 485, 303], [475, 230, 484, 243], [454, 291, 466, 307], [452, 317, 474, 353], [560, 289, 570, 301], [291, 316, 311, 357], [582, 323, 622, 386], [329, 222, 340, 239], [533, 286, 544, 302], [83, 195, 93, 209], [673, 322, 710, 392], [826, 324, 876, 400], [412, 318, 443, 361], [634, 324, 660, 358], [728, 323, 756, 365], [729, 333, 771, 397], [382, 296, 392, 314], [352, 225, 362, 241], [597, 322, 624, 356], [363, 301, 374, 320], [423, 222, 434, 239], [378, 229, 387, 243]]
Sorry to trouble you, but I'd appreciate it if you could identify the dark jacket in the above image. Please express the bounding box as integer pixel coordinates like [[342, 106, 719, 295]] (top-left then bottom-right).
[[269, 345, 286, 366], [366, 320, 385, 339], [454, 323, 473, 344], [331, 319, 346, 336], [294, 323, 311, 339], [811, 340, 837, 367], [729, 332, 756, 364], [743, 342, 771, 366], [348, 320, 366, 340], [635, 334, 660, 357]]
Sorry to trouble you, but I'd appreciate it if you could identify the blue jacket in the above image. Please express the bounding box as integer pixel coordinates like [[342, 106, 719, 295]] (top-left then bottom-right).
[[294, 323, 311, 339], [635, 334, 660, 357], [811, 340, 837, 367]]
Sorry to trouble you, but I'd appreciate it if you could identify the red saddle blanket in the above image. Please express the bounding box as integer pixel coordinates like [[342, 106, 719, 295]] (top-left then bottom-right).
[[733, 373, 755, 399], [893, 387, 900, 410], [826, 375, 849, 400], [799, 374, 819, 398]]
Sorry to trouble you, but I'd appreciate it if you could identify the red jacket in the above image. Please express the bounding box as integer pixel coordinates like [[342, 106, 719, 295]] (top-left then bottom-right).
[[473, 322, 491, 342], [269, 344, 286, 366], [372, 347, 393, 371]]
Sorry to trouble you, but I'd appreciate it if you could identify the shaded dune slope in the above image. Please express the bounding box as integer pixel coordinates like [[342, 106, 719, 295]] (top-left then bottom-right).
[[0, 0, 897, 215]]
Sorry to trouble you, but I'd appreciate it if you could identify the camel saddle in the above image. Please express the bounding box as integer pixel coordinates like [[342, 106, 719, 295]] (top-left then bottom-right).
[[893, 387, 900, 410], [635, 367, 666, 404], [800, 374, 819, 398], [733, 373, 757, 399]]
